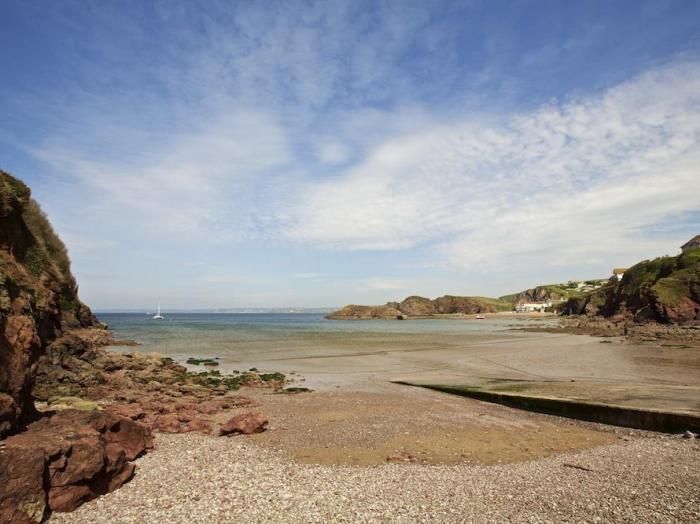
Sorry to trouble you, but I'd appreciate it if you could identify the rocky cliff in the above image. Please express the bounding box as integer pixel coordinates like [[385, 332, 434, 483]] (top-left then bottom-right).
[[561, 247, 700, 323], [327, 295, 512, 319], [0, 170, 98, 438], [0, 171, 157, 521]]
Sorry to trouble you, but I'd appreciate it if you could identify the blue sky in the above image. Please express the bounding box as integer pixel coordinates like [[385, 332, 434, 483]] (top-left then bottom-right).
[[1, 0, 699, 309]]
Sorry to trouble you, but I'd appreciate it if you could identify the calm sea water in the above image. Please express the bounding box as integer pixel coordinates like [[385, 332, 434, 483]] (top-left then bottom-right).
[[96, 313, 550, 364]]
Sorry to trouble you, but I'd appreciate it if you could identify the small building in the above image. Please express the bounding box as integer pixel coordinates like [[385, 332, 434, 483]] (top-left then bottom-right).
[[612, 268, 628, 281], [681, 235, 700, 253], [516, 302, 551, 313]]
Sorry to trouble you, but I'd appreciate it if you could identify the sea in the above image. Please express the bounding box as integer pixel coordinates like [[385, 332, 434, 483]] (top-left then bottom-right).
[[96, 312, 547, 366]]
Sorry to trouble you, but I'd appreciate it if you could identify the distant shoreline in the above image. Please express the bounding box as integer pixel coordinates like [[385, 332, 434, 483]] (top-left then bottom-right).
[[329, 311, 557, 320]]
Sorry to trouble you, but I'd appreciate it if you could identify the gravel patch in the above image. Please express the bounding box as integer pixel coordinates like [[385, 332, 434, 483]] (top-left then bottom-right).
[[51, 432, 699, 523]]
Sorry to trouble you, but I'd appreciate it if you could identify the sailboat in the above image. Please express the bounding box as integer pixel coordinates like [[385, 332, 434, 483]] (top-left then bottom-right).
[[152, 302, 164, 320]]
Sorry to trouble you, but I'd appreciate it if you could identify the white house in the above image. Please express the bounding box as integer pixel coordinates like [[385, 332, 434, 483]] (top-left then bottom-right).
[[516, 302, 551, 313], [612, 268, 628, 281]]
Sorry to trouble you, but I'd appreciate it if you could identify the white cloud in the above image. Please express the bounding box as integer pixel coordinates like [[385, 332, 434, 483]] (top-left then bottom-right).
[[292, 272, 323, 279], [283, 60, 700, 269], [31, 109, 293, 242]]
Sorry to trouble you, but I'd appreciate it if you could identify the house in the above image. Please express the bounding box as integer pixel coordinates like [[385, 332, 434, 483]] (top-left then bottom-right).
[[516, 302, 551, 313], [612, 268, 628, 281], [681, 234, 700, 253]]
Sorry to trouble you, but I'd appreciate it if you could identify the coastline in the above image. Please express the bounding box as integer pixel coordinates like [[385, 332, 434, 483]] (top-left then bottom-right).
[[19, 319, 700, 522], [48, 335, 700, 522], [329, 311, 558, 320]]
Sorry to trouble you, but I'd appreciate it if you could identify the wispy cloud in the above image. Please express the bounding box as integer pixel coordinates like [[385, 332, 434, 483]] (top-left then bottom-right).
[[3, 1, 699, 307], [284, 60, 700, 269]]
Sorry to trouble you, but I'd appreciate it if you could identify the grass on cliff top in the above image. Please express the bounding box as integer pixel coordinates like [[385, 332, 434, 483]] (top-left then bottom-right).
[[1, 170, 75, 287], [651, 277, 690, 308], [621, 248, 700, 304], [469, 296, 514, 311], [499, 283, 587, 303]]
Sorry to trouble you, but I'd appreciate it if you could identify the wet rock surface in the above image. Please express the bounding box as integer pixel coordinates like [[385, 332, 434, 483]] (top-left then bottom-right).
[[519, 315, 700, 342]]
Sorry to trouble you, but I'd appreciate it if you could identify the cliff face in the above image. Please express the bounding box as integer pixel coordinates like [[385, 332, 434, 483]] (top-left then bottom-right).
[[327, 295, 512, 319], [561, 248, 700, 323], [0, 170, 97, 437]]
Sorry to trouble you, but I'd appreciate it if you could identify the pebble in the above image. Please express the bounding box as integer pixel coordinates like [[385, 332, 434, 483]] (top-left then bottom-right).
[[49, 432, 700, 523]]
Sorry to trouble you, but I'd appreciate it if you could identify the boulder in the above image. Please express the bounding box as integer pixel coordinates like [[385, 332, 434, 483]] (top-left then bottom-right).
[[220, 412, 268, 436], [0, 409, 152, 521], [105, 403, 146, 421]]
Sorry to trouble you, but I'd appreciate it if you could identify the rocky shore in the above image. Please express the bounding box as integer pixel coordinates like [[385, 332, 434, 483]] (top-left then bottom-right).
[[1, 326, 283, 522], [518, 315, 700, 343], [0, 170, 289, 521]]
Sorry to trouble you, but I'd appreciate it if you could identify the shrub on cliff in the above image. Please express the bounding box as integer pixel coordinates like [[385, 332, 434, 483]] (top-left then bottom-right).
[[561, 247, 700, 323]]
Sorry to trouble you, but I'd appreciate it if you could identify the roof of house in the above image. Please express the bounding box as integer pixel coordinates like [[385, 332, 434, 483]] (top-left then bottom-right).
[[612, 268, 629, 274], [681, 234, 700, 248]]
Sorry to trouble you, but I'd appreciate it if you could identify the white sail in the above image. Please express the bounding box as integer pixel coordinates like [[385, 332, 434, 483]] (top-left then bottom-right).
[[153, 301, 164, 319]]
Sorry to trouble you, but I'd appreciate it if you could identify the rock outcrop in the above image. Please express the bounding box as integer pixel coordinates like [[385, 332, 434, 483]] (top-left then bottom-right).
[[327, 295, 511, 319], [561, 247, 700, 323], [0, 170, 280, 520], [326, 304, 404, 320], [0, 409, 152, 522], [220, 412, 269, 436], [0, 171, 152, 521], [1, 170, 99, 438]]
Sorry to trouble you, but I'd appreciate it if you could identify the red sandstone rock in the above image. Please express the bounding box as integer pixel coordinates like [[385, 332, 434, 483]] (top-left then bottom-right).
[[0, 409, 152, 521], [150, 414, 183, 433], [220, 412, 268, 436], [0, 445, 46, 523], [1, 314, 44, 437], [186, 418, 213, 435], [105, 403, 146, 421]]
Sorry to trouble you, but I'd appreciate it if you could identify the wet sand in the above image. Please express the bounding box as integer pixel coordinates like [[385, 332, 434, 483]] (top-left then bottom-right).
[[237, 383, 617, 466], [215, 328, 700, 415]]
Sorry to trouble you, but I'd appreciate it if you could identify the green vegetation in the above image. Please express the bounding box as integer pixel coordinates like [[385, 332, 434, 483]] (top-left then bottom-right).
[[499, 282, 603, 304], [0, 171, 30, 215], [1, 170, 76, 293], [562, 247, 700, 322], [22, 199, 73, 280], [180, 367, 288, 391], [259, 372, 286, 382], [23, 245, 49, 276], [469, 296, 513, 311], [186, 357, 219, 366], [489, 383, 528, 393], [281, 387, 311, 393]]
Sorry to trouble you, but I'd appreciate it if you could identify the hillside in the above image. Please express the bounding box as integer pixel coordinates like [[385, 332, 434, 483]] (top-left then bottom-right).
[[561, 248, 700, 323], [0, 170, 98, 437], [499, 280, 607, 304], [327, 294, 512, 320]]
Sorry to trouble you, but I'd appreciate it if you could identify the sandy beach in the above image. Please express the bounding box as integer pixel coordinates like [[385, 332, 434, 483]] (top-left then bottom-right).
[[50, 383, 700, 523], [46, 326, 700, 523]]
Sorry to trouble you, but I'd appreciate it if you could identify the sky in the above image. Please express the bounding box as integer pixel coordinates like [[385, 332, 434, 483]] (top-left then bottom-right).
[[1, 0, 700, 310]]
